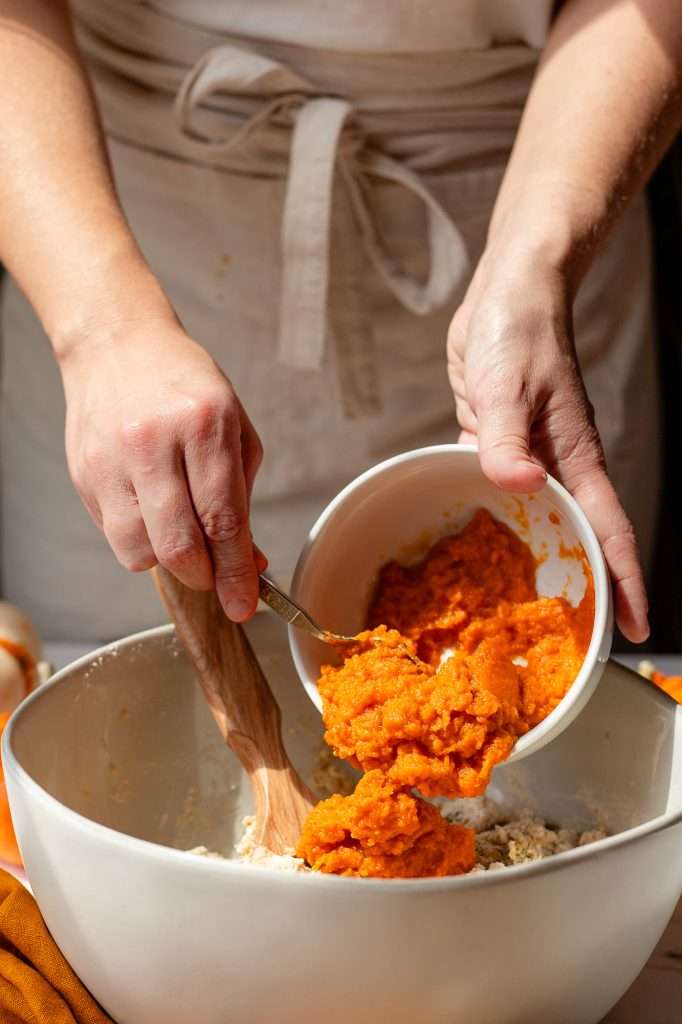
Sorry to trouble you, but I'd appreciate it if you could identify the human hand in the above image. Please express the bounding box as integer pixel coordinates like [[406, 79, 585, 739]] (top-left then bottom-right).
[[60, 314, 265, 622], [447, 243, 648, 643]]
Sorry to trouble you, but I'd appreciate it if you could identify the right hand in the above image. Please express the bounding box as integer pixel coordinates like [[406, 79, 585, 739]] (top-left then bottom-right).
[[59, 313, 264, 622], [447, 240, 649, 644]]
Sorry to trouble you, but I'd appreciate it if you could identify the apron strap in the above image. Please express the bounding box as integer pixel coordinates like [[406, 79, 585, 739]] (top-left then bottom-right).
[[344, 150, 470, 315], [174, 44, 469, 415], [279, 97, 353, 371]]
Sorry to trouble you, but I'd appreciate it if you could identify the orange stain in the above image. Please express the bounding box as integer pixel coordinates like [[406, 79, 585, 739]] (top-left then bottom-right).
[[510, 498, 530, 536]]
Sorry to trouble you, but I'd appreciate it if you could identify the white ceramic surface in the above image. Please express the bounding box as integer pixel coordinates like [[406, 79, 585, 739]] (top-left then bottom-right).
[[289, 444, 613, 763], [3, 617, 682, 1024]]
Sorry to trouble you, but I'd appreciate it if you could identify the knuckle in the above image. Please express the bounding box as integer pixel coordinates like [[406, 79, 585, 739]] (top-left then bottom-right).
[[79, 441, 106, 476], [104, 517, 155, 572], [122, 550, 157, 573], [251, 433, 264, 468], [474, 370, 531, 415], [119, 417, 159, 454], [481, 430, 530, 457], [558, 421, 604, 475], [454, 397, 474, 428], [185, 391, 236, 441], [69, 463, 87, 494], [156, 533, 202, 568], [242, 431, 264, 477], [215, 566, 255, 589], [492, 426, 527, 447], [188, 394, 220, 430], [602, 522, 638, 561], [446, 315, 465, 354], [200, 507, 244, 544]]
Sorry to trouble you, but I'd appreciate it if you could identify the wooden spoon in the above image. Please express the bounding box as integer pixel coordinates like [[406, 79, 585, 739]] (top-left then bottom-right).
[[152, 566, 315, 855]]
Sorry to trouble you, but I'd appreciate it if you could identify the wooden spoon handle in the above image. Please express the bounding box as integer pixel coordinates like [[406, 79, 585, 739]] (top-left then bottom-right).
[[152, 567, 314, 852]]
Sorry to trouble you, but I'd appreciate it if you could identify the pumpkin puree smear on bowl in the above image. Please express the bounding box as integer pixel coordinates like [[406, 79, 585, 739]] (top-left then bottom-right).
[[296, 509, 594, 879]]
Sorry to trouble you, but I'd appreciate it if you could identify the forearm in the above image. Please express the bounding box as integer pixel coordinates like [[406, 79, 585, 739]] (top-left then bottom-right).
[[0, 0, 171, 358], [0, 3, 265, 617], [489, 0, 682, 290]]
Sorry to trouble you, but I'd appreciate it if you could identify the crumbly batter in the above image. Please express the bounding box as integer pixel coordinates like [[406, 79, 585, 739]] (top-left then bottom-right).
[[190, 798, 606, 874], [441, 797, 607, 871], [189, 817, 306, 872]]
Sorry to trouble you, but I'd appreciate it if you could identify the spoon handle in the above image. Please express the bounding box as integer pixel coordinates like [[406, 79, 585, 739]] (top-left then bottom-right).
[[258, 574, 327, 641], [152, 567, 313, 852]]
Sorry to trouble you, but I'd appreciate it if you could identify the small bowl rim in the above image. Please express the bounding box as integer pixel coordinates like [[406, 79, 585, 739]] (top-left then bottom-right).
[[2, 626, 680, 893], [289, 443, 613, 763]]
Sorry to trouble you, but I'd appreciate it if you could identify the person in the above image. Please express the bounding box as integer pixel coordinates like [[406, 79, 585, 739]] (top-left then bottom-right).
[[0, 0, 679, 645]]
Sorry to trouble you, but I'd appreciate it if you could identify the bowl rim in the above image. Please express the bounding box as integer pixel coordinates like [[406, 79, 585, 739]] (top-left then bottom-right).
[[288, 443, 614, 762], [3, 624, 681, 894]]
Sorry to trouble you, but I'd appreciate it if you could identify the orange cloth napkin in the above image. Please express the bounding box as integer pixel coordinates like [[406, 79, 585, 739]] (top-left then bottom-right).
[[0, 869, 113, 1023]]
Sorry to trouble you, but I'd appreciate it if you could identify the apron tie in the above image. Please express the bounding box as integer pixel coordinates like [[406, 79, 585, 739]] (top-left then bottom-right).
[[174, 44, 469, 415]]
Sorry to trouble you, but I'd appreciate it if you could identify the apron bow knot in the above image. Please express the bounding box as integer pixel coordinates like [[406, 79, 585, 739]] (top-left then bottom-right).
[[174, 44, 469, 414]]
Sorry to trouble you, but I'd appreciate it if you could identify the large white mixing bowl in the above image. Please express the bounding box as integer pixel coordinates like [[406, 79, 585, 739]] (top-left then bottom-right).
[[3, 615, 681, 1024], [290, 444, 613, 762]]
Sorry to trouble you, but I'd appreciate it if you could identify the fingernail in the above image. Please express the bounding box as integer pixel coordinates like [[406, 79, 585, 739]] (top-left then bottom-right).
[[225, 599, 252, 621], [527, 460, 547, 480]]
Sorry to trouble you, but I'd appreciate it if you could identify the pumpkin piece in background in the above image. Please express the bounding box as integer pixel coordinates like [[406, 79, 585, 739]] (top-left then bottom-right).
[[0, 647, 26, 714], [0, 600, 43, 711], [0, 601, 46, 867], [638, 661, 682, 704], [0, 711, 21, 865]]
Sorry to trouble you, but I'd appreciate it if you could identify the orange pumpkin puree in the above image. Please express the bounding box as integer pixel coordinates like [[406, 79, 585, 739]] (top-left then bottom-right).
[[297, 769, 475, 878], [296, 508, 594, 879]]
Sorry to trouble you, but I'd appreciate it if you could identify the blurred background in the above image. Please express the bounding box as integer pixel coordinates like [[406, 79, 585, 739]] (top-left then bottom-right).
[[645, 133, 682, 653]]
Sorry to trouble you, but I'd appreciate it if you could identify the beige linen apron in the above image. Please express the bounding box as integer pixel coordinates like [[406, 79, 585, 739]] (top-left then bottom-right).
[[0, 2, 659, 641]]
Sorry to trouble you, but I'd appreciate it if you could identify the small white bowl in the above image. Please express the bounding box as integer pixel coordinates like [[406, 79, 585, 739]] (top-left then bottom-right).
[[289, 444, 613, 763]]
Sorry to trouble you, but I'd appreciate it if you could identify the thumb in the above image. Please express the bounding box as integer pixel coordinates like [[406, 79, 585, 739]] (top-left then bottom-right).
[[475, 392, 547, 493]]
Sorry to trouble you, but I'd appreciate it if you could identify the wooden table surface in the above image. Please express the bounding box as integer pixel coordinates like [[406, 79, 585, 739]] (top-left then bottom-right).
[[12, 645, 680, 1023], [600, 655, 682, 1023], [602, 898, 682, 1022]]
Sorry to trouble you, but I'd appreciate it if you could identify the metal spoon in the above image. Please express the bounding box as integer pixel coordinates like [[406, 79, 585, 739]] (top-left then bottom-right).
[[258, 574, 420, 664]]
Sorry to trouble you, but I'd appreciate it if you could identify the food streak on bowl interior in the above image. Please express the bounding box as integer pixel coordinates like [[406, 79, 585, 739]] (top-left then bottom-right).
[[535, 544, 549, 566], [557, 540, 593, 605], [506, 496, 531, 539]]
